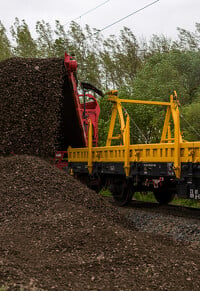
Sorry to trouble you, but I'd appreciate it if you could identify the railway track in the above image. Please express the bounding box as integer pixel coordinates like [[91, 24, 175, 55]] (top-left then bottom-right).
[[108, 197, 200, 219], [108, 197, 200, 246], [125, 199, 200, 220]]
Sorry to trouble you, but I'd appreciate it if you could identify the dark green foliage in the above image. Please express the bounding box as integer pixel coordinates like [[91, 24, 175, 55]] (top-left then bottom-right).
[[181, 100, 200, 141], [10, 18, 37, 57], [0, 22, 12, 60], [100, 27, 141, 88], [129, 50, 200, 142]]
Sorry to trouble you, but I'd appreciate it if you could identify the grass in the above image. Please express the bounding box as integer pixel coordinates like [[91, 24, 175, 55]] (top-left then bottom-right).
[[134, 192, 200, 208], [171, 197, 200, 208], [100, 189, 200, 208], [99, 188, 112, 197], [134, 192, 156, 203]]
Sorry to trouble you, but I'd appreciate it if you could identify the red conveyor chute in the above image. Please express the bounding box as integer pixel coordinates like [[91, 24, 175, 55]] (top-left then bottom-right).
[[55, 53, 101, 170], [62, 53, 87, 148], [61, 53, 101, 149]]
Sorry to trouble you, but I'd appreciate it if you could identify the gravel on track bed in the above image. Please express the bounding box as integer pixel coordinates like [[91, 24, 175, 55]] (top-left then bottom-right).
[[125, 204, 200, 247]]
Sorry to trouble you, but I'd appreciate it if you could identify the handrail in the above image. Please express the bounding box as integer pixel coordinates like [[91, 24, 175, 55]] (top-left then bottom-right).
[[68, 91, 200, 179]]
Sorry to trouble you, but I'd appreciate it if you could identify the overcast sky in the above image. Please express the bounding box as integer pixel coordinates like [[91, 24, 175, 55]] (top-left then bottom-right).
[[1, 0, 200, 40]]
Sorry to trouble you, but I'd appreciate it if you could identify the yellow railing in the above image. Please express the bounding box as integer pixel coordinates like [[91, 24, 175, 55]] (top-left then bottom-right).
[[68, 92, 200, 179], [68, 142, 200, 163], [68, 141, 200, 177]]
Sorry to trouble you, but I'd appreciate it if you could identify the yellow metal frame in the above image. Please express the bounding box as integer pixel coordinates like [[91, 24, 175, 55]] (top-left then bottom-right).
[[68, 90, 200, 179]]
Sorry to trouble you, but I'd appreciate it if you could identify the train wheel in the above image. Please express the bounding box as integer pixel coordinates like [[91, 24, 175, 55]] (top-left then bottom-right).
[[110, 181, 134, 207], [88, 177, 103, 193], [154, 187, 175, 205], [75, 174, 102, 193], [88, 182, 102, 193]]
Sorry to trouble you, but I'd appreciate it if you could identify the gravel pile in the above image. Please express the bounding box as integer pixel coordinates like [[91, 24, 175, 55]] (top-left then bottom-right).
[[0, 155, 200, 290], [0, 155, 129, 226], [0, 57, 65, 157]]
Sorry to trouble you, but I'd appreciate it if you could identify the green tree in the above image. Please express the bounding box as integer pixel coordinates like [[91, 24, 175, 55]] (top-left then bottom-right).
[[53, 20, 70, 57], [67, 21, 87, 66], [133, 50, 200, 104], [121, 50, 200, 143], [100, 27, 141, 89], [146, 34, 175, 55], [0, 21, 12, 60], [10, 18, 37, 57], [97, 97, 113, 146], [181, 100, 200, 141], [175, 23, 200, 51], [36, 20, 55, 57], [80, 25, 103, 88], [63, 22, 103, 89]]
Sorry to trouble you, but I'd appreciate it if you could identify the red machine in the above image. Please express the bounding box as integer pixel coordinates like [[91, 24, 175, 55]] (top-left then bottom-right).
[[54, 53, 102, 170]]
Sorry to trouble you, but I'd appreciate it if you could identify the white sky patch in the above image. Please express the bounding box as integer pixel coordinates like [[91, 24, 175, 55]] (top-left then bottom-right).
[[1, 0, 200, 40]]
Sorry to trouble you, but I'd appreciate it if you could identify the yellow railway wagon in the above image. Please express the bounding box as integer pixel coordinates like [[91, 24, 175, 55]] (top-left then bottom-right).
[[68, 91, 200, 206]]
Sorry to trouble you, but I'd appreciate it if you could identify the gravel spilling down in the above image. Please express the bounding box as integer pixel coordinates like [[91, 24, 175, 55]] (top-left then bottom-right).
[[0, 57, 65, 157], [0, 155, 131, 227], [0, 155, 200, 290]]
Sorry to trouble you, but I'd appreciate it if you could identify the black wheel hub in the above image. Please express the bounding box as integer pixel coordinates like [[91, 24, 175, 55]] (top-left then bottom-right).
[[110, 180, 134, 206]]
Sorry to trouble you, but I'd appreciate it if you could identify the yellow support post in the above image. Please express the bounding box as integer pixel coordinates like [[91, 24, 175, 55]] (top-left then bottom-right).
[[170, 94, 181, 178], [116, 101, 126, 144], [124, 115, 130, 176], [167, 125, 172, 143], [106, 95, 126, 146], [88, 120, 93, 174], [160, 106, 171, 143], [106, 103, 118, 146]]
